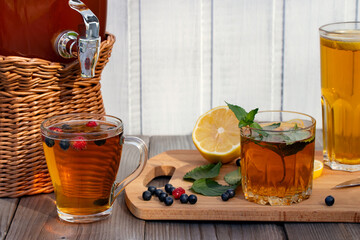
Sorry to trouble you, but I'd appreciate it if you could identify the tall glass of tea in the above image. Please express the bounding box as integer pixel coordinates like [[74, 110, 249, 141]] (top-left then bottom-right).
[[240, 111, 316, 205], [41, 113, 148, 223], [320, 22, 360, 171]]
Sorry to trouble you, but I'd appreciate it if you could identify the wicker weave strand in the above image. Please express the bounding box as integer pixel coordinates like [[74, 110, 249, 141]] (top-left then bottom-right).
[[0, 33, 115, 197]]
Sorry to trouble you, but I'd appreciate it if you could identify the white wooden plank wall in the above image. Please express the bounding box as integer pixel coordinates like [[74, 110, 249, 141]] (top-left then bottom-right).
[[102, 0, 359, 135]]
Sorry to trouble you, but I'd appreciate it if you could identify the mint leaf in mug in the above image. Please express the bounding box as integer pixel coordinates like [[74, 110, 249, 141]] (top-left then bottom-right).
[[183, 162, 222, 181], [190, 179, 238, 196]]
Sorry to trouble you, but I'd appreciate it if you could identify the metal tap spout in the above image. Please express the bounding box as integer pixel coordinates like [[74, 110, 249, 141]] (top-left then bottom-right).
[[55, 0, 101, 78]]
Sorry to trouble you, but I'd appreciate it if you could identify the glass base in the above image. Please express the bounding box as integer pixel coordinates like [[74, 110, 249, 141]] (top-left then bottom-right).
[[57, 206, 113, 223], [243, 187, 312, 206], [323, 153, 360, 172]]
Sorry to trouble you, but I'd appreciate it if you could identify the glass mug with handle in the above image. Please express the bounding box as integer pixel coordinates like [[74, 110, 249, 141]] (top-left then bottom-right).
[[41, 113, 148, 223]]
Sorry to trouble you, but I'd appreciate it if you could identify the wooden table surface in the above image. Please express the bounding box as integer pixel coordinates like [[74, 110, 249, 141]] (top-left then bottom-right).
[[1, 130, 359, 240]]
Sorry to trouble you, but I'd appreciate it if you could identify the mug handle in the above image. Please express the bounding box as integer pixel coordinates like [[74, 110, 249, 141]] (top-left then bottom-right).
[[110, 136, 148, 204]]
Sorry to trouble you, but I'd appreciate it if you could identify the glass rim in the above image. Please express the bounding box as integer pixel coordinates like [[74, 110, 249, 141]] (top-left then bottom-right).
[[319, 21, 360, 35], [40, 113, 123, 138], [241, 110, 316, 133]]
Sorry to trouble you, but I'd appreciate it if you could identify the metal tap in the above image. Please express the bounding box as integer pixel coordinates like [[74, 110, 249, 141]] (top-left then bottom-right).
[[55, 0, 101, 78]]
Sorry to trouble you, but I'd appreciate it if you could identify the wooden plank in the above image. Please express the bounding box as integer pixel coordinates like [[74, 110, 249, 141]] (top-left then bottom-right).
[[0, 198, 18, 240], [144, 136, 286, 240], [101, 0, 133, 134], [139, 0, 204, 135], [212, 0, 283, 111], [285, 223, 360, 240], [282, 0, 357, 127], [5, 136, 149, 240]]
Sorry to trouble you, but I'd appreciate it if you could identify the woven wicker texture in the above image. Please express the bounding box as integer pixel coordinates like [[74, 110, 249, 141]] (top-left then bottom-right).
[[0, 33, 115, 197]]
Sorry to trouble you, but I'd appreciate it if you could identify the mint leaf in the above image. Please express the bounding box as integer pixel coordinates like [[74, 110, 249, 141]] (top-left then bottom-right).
[[246, 108, 258, 122], [262, 122, 280, 130], [183, 162, 222, 181], [224, 168, 241, 185], [190, 179, 238, 196], [226, 102, 247, 122]]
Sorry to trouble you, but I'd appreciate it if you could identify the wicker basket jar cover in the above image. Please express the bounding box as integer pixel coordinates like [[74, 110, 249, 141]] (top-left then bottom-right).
[[0, 33, 115, 197]]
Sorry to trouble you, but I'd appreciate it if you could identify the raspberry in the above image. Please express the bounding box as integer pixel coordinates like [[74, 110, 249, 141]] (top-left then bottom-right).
[[86, 121, 98, 127], [72, 136, 87, 150], [172, 187, 185, 200], [49, 127, 63, 132]]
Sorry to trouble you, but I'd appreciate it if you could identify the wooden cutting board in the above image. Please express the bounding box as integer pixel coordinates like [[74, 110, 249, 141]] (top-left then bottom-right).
[[125, 150, 360, 222]]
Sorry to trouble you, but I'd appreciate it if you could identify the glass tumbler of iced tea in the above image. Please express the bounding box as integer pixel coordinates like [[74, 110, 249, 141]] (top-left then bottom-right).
[[240, 111, 316, 205], [41, 113, 148, 223], [320, 22, 360, 171]]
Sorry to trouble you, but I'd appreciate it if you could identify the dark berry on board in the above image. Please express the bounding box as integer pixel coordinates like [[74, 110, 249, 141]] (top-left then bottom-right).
[[164, 196, 174, 206], [221, 193, 230, 201], [188, 194, 197, 204], [179, 194, 189, 204], [159, 192, 168, 202], [45, 138, 55, 147], [165, 183, 173, 193], [154, 189, 163, 197], [236, 158, 241, 167], [142, 191, 152, 201], [148, 186, 157, 195], [325, 195, 335, 206], [94, 139, 106, 146], [169, 186, 176, 194], [226, 189, 235, 198], [61, 124, 72, 130], [59, 140, 70, 150]]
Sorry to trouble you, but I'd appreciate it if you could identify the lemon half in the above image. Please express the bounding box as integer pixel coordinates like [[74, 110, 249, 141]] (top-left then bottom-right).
[[192, 106, 240, 164]]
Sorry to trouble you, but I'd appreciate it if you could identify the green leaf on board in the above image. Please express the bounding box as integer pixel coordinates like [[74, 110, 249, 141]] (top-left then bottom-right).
[[183, 162, 222, 181], [224, 168, 241, 186], [190, 179, 238, 196]]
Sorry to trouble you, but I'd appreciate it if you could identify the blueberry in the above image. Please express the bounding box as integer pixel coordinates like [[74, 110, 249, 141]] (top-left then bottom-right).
[[164, 196, 174, 206], [188, 194, 197, 204], [45, 138, 55, 147], [148, 186, 156, 195], [142, 191, 152, 201], [165, 183, 173, 193], [159, 192, 168, 202], [61, 124, 72, 130], [236, 158, 241, 167], [154, 189, 163, 197], [179, 194, 188, 204], [325, 195, 335, 206], [221, 192, 230, 201], [94, 139, 106, 146], [93, 198, 109, 206], [59, 140, 70, 150], [226, 189, 235, 198], [169, 186, 176, 195]]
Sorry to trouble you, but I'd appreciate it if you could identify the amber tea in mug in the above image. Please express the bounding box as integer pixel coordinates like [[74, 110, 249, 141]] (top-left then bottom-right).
[[41, 113, 147, 223]]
